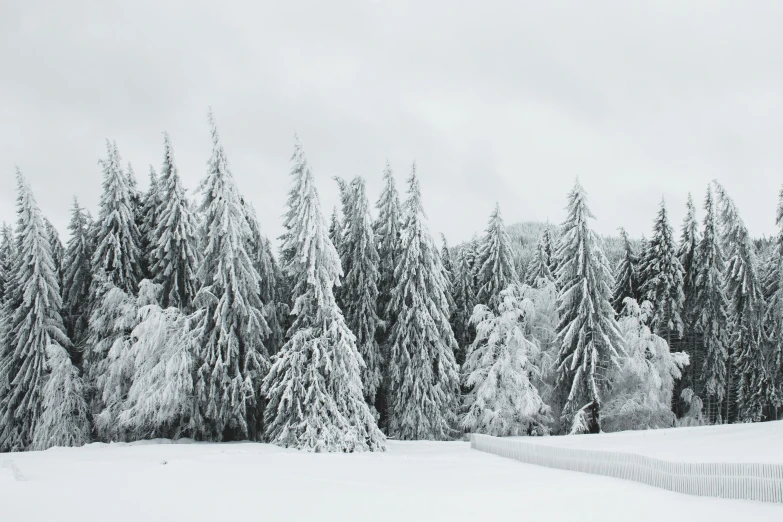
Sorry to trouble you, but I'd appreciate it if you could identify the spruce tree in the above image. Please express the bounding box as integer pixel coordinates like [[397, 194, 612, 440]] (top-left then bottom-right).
[[339, 177, 383, 411], [676, 193, 701, 410], [244, 204, 285, 355], [0, 223, 14, 304], [714, 181, 775, 422], [526, 229, 555, 288], [139, 165, 162, 278], [611, 227, 639, 314], [679, 194, 701, 321], [62, 198, 94, 354], [262, 138, 385, 452], [91, 140, 143, 295], [328, 206, 343, 255], [441, 234, 453, 280], [0, 171, 74, 451], [151, 132, 199, 310], [693, 187, 730, 423], [461, 283, 551, 436], [44, 218, 64, 290], [373, 161, 402, 328], [475, 204, 518, 308], [190, 111, 270, 441], [386, 165, 460, 440], [450, 247, 476, 365], [553, 180, 623, 434], [640, 199, 685, 343], [31, 342, 91, 450]]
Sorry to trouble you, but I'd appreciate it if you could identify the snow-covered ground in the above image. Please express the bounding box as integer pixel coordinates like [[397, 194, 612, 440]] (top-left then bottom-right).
[[516, 420, 783, 463], [1, 437, 781, 521]]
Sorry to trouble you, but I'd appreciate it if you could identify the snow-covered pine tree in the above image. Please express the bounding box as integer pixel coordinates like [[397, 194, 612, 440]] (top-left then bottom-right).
[[450, 247, 476, 365], [675, 193, 702, 414], [150, 132, 199, 310], [373, 161, 402, 330], [190, 111, 270, 441], [328, 206, 343, 255], [525, 229, 555, 288], [553, 180, 624, 434], [126, 162, 146, 276], [118, 280, 195, 439], [542, 225, 558, 282], [139, 165, 162, 278], [279, 134, 310, 273], [604, 299, 689, 432], [44, 217, 64, 290], [475, 204, 518, 308], [0, 171, 74, 451], [462, 283, 551, 436], [91, 140, 143, 295], [679, 194, 701, 322], [262, 138, 385, 452], [714, 181, 775, 422], [763, 184, 783, 415], [441, 234, 453, 280], [338, 177, 383, 411], [243, 204, 285, 354], [386, 165, 460, 440], [640, 199, 685, 344], [31, 342, 90, 450], [611, 227, 639, 314], [62, 198, 94, 355], [0, 223, 14, 304], [693, 187, 730, 423]]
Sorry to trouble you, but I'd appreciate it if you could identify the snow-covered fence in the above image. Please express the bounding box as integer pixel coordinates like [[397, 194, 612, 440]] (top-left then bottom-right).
[[470, 434, 783, 504]]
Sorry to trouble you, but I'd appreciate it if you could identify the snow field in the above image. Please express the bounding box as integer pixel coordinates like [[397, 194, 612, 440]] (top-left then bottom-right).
[[0, 440, 781, 522]]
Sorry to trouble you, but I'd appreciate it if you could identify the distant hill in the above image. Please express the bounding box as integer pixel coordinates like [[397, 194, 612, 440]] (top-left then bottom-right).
[[505, 222, 630, 280]]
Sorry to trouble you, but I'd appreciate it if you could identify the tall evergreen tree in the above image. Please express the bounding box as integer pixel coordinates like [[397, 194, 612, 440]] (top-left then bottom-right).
[[553, 180, 623, 434], [151, 132, 199, 310], [386, 165, 460, 440], [0, 223, 14, 304], [339, 177, 383, 411], [44, 218, 64, 290], [190, 111, 270, 441], [441, 234, 453, 280], [678, 194, 701, 322], [713, 181, 775, 422], [611, 228, 639, 313], [640, 199, 685, 343], [526, 229, 555, 288], [450, 247, 476, 365], [139, 165, 162, 278], [91, 140, 143, 295], [243, 204, 285, 355], [475, 204, 518, 308], [373, 162, 402, 328], [62, 198, 94, 354], [693, 187, 730, 423], [676, 194, 702, 412], [0, 171, 74, 451], [328, 206, 343, 255], [262, 139, 385, 452]]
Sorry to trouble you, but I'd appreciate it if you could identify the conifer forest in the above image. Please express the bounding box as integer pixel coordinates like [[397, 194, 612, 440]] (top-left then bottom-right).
[[1, 110, 782, 454]]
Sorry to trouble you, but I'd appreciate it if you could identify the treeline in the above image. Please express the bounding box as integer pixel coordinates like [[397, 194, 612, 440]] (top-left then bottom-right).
[[1, 111, 781, 453]]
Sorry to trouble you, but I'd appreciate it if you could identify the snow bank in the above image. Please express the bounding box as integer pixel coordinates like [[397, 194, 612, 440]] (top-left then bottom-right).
[[516, 420, 783, 463]]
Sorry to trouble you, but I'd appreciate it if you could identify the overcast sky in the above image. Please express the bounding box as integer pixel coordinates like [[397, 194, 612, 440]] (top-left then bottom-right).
[[2, 1, 783, 247]]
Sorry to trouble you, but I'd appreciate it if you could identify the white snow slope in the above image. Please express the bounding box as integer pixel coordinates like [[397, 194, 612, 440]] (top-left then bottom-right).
[[0, 437, 781, 521], [516, 419, 783, 463]]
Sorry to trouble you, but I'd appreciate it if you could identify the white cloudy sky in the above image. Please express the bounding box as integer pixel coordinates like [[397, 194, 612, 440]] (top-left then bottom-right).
[[2, 1, 783, 246]]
